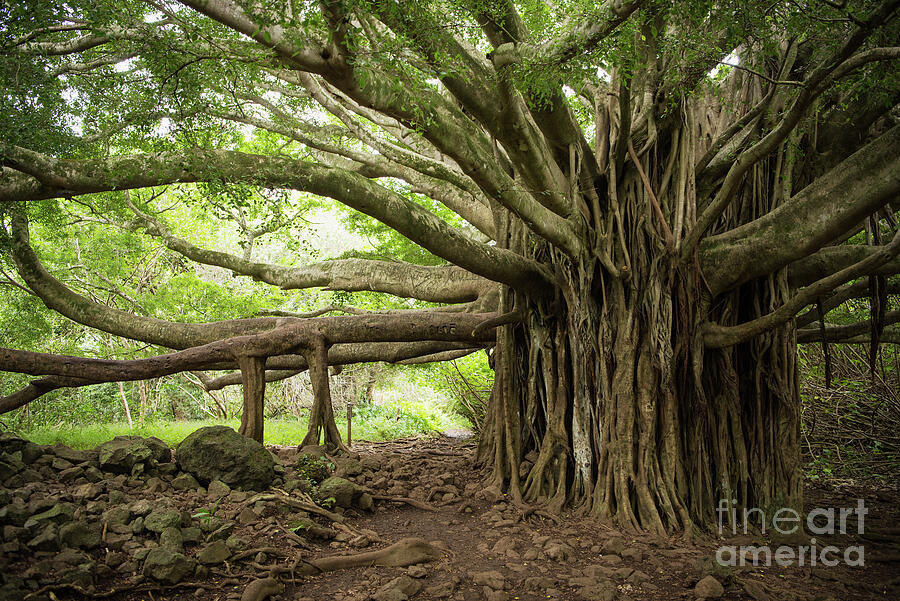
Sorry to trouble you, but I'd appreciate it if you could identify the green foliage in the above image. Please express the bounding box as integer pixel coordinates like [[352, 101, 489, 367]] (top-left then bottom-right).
[[295, 454, 333, 484], [192, 499, 221, 522], [426, 352, 493, 432]]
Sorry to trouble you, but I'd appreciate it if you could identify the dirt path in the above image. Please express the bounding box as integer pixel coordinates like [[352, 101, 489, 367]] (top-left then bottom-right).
[[2, 434, 897, 601]]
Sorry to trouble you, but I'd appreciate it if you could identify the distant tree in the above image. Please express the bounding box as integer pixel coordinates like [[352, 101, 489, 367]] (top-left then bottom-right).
[[2, 0, 899, 533]]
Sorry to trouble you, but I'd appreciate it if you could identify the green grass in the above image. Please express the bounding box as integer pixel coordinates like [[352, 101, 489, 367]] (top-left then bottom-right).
[[18, 398, 471, 450]]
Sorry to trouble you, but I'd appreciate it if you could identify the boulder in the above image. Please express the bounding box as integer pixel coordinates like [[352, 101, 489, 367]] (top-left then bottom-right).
[[144, 509, 182, 533], [142, 548, 195, 584], [97, 436, 170, 474], [695, 575, 725, 599], [59, 521, 101, 550], [175, 426, 275, 490], [317, 476, 360, 508], [171, 472, 200, 491], [196, 540, 231, 565], [50, 444, 96, 465]]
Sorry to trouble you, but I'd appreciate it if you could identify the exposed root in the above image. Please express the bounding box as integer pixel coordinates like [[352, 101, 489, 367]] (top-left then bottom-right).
[[242, 491, 344, 523], [294, 537, 443, 575], [240, 577, 283, 601], [230, 547, 290, 562], [371, 493, 438, 511]]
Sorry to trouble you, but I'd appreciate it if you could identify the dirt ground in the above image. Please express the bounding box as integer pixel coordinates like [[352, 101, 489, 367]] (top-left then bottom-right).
[[2, 433, 898, 601]]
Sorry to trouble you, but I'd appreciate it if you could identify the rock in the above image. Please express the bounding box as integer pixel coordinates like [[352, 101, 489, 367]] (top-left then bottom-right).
[[59, 521, 101, 550], [144, 509, 182, 533], [407, 565, 427, 578], [130, 499, 153, 517], [196, 540, 231, 565], [298, 444, 326, 457], [333, 456, 362, 476], [205, 521, 235, 541], [480, 485, 503, 504], [357, 492, 375, 512], [483, 589, 507, 601], [26, 524, 59, 552], [694, 575, 724, 599], [102, 506, 132, 528], [601, 537, 626, 556], [160, 527, 184, 551], [0, 454, 24, 481], [57, 563, 95, 588], [544, 542, 573, 562], [97, 436, 170, 474], [207, 479, 231, 498], [72, 482, 104, 501], [472, 570, 506, 590], [24, 503, 75, 528], [373, 575, 422, 601], [621, 547, 643, 562], [142, 548, 195, 584], [317, 476, 359, 508], [171, 472, 201, 491], [237, 507, 259, 525], [175, 426, 275, 490], [181, 527, 203, 545], [742, 581, 772, 601], [51, 457, 74, 471], [525, 577, 556, 590], [50, 444, 96, 465]]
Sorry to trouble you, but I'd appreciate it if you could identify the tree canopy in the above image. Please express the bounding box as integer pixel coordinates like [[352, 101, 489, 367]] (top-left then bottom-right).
[[2, 0, 899, 532]]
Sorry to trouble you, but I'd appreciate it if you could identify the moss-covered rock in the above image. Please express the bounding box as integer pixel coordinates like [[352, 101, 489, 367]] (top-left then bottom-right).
[[97, 436, 170, 474], [317, 476, 360, 508], [175, 426, 275, 490]]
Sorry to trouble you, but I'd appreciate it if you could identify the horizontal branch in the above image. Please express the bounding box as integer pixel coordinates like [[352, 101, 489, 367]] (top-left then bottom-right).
[[0, 311, 498, 382], [126, 202, 493, 303], [201, 341, 485, 391], [797, 310, 900, 343], [703, 228, 900, 348], [795, 278, 900, 328], [700, 123, 900, 295], [787, 246, 900, 288], [0, 145, 552, 293]]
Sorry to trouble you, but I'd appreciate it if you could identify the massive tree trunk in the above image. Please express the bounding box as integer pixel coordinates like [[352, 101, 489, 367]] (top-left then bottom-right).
[[481, 237, 802, 535], [478, 109, 806, 532]]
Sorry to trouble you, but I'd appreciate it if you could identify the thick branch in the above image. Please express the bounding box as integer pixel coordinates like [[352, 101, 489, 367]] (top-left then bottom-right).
[[788, 247, 900, 288], [703, 229, 900, 348], [0, 311, 498, 382], [797, 310, 900, 343], [701, 124, 900, 295], [1, 146, 552, 293], [126, 202, 492, 303], [795, 278, 900, 328], [522, 0, 642, 67]]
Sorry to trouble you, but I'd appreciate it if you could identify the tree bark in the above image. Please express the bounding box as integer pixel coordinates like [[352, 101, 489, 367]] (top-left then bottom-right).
[[301, 336, 346, 450], [237, 355, 266, 443]]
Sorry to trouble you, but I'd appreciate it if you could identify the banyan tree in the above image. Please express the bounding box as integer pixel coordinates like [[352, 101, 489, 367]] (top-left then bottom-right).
[[1, 0, 899, 533]]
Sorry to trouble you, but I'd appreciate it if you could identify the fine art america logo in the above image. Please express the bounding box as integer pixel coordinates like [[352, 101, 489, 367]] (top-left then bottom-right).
[[715, 499, 867, 567]]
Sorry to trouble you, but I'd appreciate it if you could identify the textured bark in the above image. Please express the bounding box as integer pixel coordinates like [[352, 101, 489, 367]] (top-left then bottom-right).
[[301, 337, 345, 450], [237, 356, 266, 443]]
